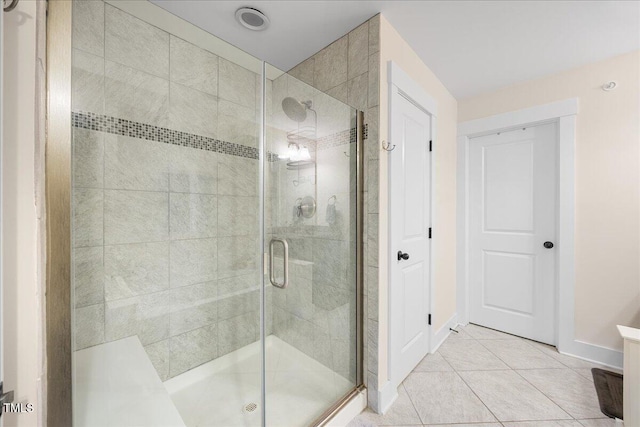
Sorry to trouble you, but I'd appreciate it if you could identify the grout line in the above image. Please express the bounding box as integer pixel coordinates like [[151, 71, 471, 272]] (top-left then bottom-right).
[[454, 369, 502, 424], [406, 327, 503, 425], [511, 368, 576, 420], [446, 326, 575, 423], [400, 381, 423, 423]]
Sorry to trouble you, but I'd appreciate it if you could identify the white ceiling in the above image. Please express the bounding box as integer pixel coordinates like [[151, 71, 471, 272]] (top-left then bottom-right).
[[151, 1, 640, 99]]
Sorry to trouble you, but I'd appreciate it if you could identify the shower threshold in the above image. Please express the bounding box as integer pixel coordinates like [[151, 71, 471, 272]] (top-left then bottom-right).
[[165, 335, 354, 427]]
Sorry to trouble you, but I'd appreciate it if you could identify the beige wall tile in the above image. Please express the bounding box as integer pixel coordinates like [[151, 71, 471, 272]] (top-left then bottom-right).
[[314, 36, 348, 92], [105, 61, 169, 126], [169, 82, 218, 138], [105, 4, 169, 78], [348, 72, 369, 111], [169, 324, 218, 377], [144, 339, 170, 381], [73, 0, 104, 57], [288, 58, 315, 86], [217, 195, 258, 237], [72, 49, 104, 114], [218, 58, 257, 108], [170, 35, 218, 96], [169, 145, 218, 194], [348, 22, 369, 79], [73, 128, 104, 189], [170, 238, 217, 287], [104, 242, 169, 301], [104, 134, 170, 191], [170, 193, 217, 239], [74, 246, 104, 308], [76, 304, 105, 350], [103, 190, 169, 245], [74, 188, 104, 247]]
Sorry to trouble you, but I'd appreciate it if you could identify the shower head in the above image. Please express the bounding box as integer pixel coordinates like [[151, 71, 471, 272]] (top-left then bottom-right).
[[282, 97, 309, 122]]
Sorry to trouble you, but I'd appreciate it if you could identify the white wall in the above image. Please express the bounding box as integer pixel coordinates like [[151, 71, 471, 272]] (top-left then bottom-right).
[[376, 16, 458, 387], [2, 0, 46, 425], [458, 50, 640, 352]]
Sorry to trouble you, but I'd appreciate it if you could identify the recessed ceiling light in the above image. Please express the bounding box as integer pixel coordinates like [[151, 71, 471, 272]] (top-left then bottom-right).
[[235, 7, 269, 31]]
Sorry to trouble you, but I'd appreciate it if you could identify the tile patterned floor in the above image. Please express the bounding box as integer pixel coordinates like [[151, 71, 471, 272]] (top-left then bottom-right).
[[349, 324, 623, 427]]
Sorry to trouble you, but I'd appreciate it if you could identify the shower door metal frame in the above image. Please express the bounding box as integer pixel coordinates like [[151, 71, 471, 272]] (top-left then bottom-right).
[[355, 110, 365, 389], [45, 0, 74, 425]]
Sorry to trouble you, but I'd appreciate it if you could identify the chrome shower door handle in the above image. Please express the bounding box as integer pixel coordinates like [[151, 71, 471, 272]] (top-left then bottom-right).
[[269, 238, 289, 289]]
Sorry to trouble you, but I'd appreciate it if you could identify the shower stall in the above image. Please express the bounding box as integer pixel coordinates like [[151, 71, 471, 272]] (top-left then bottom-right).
[[64, 1, 363, 426]]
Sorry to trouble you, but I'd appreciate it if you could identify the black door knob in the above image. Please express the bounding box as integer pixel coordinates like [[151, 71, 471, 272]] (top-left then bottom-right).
[[397, 251, 410, 261], [544, 241, 554, 249]]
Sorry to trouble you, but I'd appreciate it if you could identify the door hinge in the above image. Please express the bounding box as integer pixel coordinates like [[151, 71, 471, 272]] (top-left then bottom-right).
[[428, 227, 432, 239], [429, 140, 432, 152], [428, 314, 432, 325]]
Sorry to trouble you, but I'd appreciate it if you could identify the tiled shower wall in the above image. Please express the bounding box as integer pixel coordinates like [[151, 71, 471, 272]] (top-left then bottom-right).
[[71, 0, 265, 381], [287, 15, 381, 405]]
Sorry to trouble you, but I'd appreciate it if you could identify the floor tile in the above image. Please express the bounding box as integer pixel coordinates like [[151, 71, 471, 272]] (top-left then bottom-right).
[[425, 424, 502, 427], [413, 351, 454, 372], [479, 339, 566, 369], [439, 339, 510, 371], [502, 421, 583, 426], [348, 384, 421, 426], [403, 371, 497, 425], [355, 325, 612, 427], [572, 368, 595, 382], [577, 419, 621, 426], [348, 421, 421, 427], [528, 342, 618, 371], [446, 327, 476, 340], [517, 369, 604, 419], [464, 323, 522, 340], [459, 370, 571, 422]]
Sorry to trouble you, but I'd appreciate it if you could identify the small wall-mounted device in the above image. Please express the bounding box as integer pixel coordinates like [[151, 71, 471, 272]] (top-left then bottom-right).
[[294, 196, 316, 219]]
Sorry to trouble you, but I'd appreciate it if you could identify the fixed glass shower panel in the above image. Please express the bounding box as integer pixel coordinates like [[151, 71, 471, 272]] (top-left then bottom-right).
[[265, 66, 359, 426], [71, 2, 262, 426]]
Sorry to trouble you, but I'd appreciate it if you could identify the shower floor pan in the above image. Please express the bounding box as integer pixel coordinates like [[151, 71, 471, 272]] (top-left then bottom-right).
[[165, 335, 354, 427]]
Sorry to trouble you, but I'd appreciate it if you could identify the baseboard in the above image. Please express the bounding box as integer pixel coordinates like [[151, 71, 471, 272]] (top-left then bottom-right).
[[376, 380, 399, 415], [431, 312, 458, 353], [559, 339, 623, 370]]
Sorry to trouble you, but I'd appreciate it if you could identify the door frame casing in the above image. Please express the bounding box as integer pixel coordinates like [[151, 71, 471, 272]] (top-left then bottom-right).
[[385, 61, 437, 408], [457, 99, 578, 356]]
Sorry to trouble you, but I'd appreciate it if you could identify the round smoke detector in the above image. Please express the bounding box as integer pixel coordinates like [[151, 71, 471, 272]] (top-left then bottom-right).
[[235, 7, 270, 31]]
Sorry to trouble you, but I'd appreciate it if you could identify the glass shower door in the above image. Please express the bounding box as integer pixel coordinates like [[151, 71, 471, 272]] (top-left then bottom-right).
[[264, 65, 361, 426]]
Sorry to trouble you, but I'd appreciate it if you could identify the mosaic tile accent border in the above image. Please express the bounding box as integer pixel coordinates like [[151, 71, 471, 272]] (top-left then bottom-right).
[[72, 111, 259, 159], [316, 125, 367, 151], [72, 111, 368, 162], [267, 123, 368, 162]]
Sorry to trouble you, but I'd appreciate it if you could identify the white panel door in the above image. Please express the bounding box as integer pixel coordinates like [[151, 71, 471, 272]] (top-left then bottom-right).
[[469, 123, 557, 344], [390, 92, 431, 384]]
